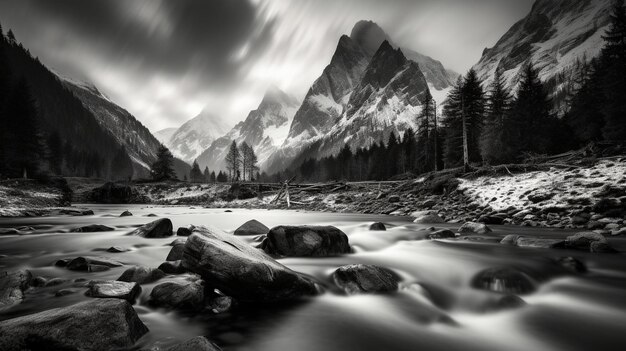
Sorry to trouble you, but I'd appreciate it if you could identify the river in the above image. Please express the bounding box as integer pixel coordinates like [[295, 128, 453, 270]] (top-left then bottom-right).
[[1, 204, 626, 350]]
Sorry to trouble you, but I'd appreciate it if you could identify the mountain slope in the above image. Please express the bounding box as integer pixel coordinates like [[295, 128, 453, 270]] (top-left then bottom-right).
[[166, 109, 230, 163], [196, 86, 299, 172], [473, 0, 613, 96], [63, 79, 161, 178], [154, 128, 177, 144]]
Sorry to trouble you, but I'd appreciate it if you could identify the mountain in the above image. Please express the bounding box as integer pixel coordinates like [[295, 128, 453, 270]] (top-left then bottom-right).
[[63, 79, 157, 177], [288, 40, 430, 165], [196, 86, 300, 172], [154, 127, 177, 144], [62, 78, 191, 180], [166, 109, 230, 164], [265, 20, 447, 173], [473, 0, 614, 102]]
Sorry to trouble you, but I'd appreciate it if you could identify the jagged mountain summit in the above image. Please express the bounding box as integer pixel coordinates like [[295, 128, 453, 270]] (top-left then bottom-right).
[[473, 0, 614, 94], [350, 20, 458, 91], [165, 109, 231, 164], [264, 20, 447, 173], [195, 86, 300, 172]]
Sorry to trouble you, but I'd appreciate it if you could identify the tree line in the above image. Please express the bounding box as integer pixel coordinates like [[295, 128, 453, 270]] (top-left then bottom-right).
[[225, 141, 259, 182], [282, 1, 626, 182]]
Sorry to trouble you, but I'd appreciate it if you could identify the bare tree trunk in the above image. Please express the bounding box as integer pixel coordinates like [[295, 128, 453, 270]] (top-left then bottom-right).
[[462, 95, 470, 172]]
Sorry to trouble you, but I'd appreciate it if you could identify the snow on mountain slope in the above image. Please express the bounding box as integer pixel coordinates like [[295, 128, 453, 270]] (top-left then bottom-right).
[[290, 40, 430, 163], [154, 127, 177, 144], [195, 87, 300, 172], [166, 109, 230, 164], [473, 0, 613, 92]]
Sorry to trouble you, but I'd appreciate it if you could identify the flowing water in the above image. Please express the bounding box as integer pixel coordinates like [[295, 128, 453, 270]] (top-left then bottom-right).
[[1, 205, 626, 350]]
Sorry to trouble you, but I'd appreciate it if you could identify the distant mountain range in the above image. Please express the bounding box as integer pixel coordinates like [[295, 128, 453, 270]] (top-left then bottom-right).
[[195, 86, 300, 172]]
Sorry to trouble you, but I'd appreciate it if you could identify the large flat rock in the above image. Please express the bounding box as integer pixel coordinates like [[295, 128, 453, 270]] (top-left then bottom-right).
[[0, 299, 148, 350], [182, 225, 318, 302], [86, 280, 141, 302]]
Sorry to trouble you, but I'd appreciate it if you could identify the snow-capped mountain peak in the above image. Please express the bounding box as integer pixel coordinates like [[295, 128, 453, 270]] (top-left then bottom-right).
[[166, 109, 231, 163]]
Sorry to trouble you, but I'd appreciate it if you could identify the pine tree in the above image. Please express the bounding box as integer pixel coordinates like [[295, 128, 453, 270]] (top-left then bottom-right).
[[480, 70, 514, 164], [203, 166, 210, 183], [416, 89, 436, 173], [189, 160, 202, 182], [600, 0, 626, 141], [565, 59, 605, 144], [6, 30, 15, 44], [210, 170, 216, 183], [225, 141, 241, 181], [443, 70, 485, 168], [508, 62, 554, 157], [150, 144, 176, 181]]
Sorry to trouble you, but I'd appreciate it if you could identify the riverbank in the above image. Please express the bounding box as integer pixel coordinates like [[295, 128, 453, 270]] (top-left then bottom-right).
[[2, 157, 625, 236], [0, 178, 89, 217]]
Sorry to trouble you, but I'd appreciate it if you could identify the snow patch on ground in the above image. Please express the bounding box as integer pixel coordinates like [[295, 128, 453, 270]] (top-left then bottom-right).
[[458, 160, 626, 212]]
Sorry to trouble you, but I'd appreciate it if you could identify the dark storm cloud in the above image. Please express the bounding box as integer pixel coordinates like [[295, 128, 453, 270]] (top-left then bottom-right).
[[10, 0, 273, 85]]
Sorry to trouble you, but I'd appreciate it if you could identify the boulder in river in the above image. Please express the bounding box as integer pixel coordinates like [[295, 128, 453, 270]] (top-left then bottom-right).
[[555, 256, 587, 273], [70, 224, 115, 233], [182, 226, 318, 302], [117, 266, 165, 284], [0, 270, 32, 309], [426, 229, 456, 239], [120, 210, 133, 217], [85, 280, 141, 302], [458, 222, 492, 235], [262, 225, 351, 257], [167, 243, 185, 261], [332, 264, 399, 295], [565, 232, 608, 251], [471, 267, 535, 294], [166, 336, 222, 351], [369, 222, 386, 231], [177, 225, 195, 237], [0, 299, 148, 351], [62, 256, 123, 271], [127, 218, 173, 238], [413, 213, 446, 224], [158, 260, 187, 274], [234, 219, 270, 236], [149, 281, 204, 309], [499, 235, 565, 248]]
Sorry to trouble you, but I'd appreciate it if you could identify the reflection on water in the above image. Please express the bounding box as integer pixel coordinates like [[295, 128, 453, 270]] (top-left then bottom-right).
[[1, 204, 626, 350]]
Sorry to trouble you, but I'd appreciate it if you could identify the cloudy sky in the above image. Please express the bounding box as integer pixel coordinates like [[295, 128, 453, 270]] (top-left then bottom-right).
[[0, 0, 533, 132]]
